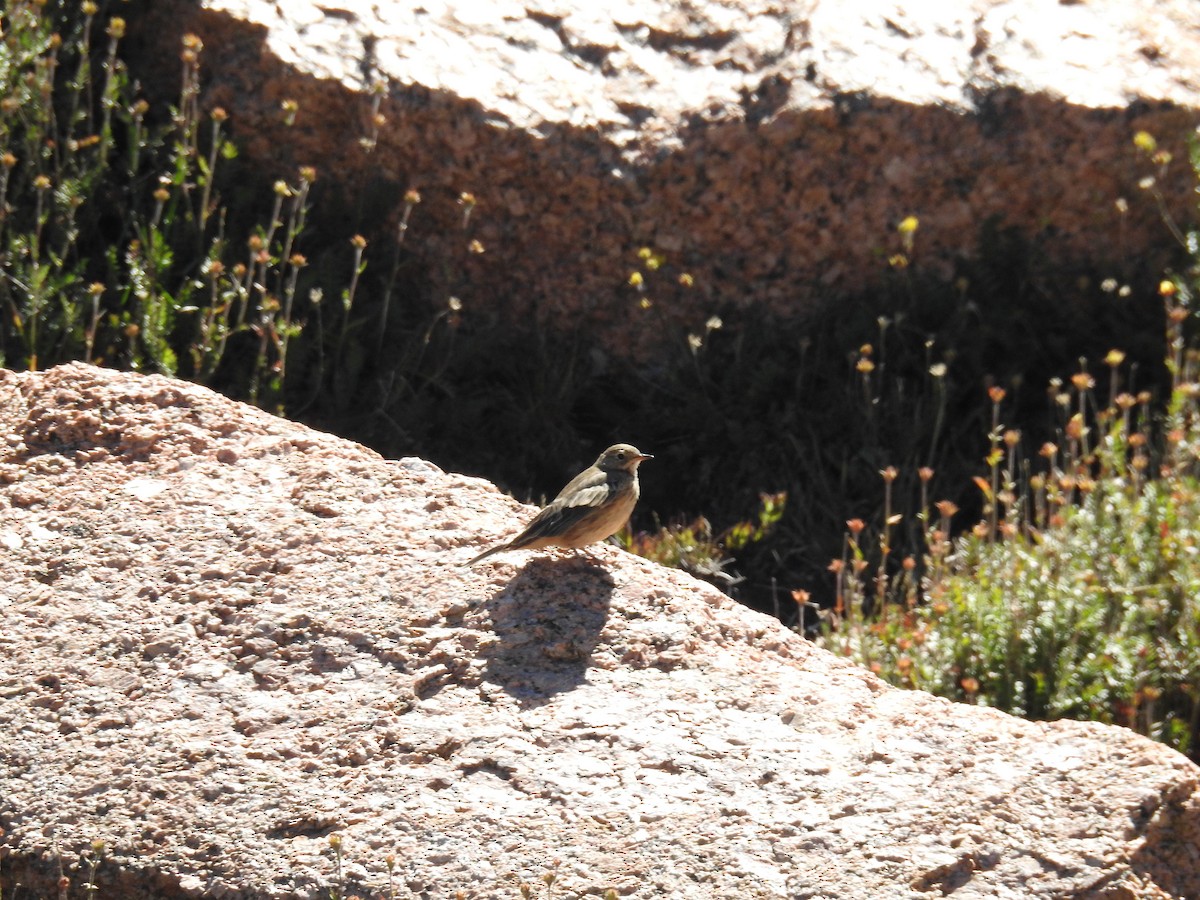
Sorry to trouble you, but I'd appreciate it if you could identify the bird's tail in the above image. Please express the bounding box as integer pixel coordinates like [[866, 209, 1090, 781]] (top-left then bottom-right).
[[461, 543, 506, 566]]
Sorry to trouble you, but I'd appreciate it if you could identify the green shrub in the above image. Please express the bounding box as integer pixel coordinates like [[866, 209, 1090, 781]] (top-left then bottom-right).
[[819, 263, 1200, 760]]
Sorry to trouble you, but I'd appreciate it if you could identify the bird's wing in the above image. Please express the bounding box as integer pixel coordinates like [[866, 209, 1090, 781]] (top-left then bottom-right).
[[553, 467, 609, 503], [558, 481, 613, 510], [507, 482, 613, 549]]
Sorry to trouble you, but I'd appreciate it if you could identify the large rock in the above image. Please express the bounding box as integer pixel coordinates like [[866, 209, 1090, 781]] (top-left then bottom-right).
[[119, 0, 1200, 358], [0, 363, 1198, 898]]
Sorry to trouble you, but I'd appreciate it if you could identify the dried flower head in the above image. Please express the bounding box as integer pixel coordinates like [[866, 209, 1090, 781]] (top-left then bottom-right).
[[1071, 372, 1095, 392]]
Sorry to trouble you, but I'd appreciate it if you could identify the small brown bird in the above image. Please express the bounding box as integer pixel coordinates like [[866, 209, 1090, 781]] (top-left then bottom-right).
[[463, 443, 652, 566]]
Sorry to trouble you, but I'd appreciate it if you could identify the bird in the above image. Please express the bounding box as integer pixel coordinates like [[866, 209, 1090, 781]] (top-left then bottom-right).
[[463, 443, 652, 566]]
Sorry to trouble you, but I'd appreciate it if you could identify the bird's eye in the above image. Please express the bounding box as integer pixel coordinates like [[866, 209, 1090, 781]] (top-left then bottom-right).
[[617, 451, 626, 459]]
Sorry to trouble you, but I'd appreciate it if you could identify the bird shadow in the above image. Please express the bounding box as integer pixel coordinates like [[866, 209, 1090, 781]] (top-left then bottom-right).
[[476, 555, 615, 704]]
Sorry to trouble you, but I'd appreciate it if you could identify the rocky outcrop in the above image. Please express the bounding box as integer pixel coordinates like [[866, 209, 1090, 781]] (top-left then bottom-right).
[[0, 363, 1197, 898], [119, 0, 1200, 358]]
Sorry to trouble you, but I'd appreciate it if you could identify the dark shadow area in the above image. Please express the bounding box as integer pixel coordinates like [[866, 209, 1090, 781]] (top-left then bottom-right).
[[1123, 786, 1200, 900], [0, 854, 193, 900], [476, 556, 615, 703]]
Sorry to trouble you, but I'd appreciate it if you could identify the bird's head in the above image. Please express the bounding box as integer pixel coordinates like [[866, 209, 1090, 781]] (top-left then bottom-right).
[[597, 443, 653, 473]]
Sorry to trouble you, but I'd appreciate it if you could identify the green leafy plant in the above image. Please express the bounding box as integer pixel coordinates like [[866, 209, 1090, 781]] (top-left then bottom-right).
[[819, 263, 1200, 760], [620, 491, 786, 589]]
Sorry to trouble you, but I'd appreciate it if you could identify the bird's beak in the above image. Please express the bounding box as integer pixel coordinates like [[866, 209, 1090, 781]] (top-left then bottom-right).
[[637, 453, 653, 462]]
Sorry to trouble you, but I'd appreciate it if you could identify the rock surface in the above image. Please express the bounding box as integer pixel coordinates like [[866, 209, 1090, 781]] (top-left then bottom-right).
[[0, 363, 1198, 898], [119, 0, 1200, 358]]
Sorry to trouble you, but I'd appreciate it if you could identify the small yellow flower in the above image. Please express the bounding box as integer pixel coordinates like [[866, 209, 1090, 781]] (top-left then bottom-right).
[[628, 271, 644, 288], [678, 273, 694, 287], [1132, 131, 1157, 153], [1104, 349, 1125, 367], [897, 215, 919, 234], [1159, 279, 1177, 297]]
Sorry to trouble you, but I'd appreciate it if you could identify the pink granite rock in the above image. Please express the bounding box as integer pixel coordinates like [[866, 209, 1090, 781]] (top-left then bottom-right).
[[0, 364, 1197, 898], [118, 1, 1200, 359]]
